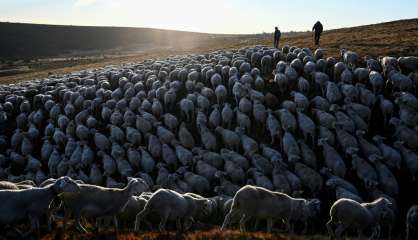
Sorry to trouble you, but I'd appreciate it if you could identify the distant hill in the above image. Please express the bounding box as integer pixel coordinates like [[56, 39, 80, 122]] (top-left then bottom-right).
[[0, 22, 232, 59]]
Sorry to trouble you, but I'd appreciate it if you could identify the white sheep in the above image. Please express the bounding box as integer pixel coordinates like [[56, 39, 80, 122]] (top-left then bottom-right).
[[134, 189, 211, 232], [221, 185, 319, 233], [326, 197, 392, 239]]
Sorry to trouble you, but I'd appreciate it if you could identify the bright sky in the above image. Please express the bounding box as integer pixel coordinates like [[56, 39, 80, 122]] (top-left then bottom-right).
[[1, 0, 417, 34]]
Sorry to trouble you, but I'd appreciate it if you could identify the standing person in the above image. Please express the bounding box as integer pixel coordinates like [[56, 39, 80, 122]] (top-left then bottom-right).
[[312, 21, 323, 46], [274, 27, 281, 49]]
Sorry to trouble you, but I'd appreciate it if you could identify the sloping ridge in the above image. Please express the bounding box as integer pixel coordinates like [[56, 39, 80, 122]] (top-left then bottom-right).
[[0, 22, 215, 59]]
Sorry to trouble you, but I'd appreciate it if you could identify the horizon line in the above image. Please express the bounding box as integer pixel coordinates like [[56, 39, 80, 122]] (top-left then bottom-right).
[[1, 17, 417, 35]]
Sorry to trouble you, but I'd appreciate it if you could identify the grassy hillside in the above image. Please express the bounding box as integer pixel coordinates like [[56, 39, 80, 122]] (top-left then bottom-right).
[[0, 18, 417, 84], [0, 22, 218, 59]]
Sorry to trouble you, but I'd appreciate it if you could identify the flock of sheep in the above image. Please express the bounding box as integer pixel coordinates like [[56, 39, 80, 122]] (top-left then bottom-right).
[[0, 45, 418, 239]]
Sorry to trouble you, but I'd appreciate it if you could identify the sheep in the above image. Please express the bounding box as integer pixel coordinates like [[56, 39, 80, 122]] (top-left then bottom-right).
[[356, 130, 382, 161], [296, 111, 316, 147], [266, 109, 282, 145], [193, 148, 224, 170], [310, 96, 330, 111], [406, 205, 418, 240], [369, 156, 399, 197], [276, 108, 297, 133], [194, 158, 217, 184], [340, 49, 359, 70], [348, 149, 378, 187], [60, 178, 149, 233], [354, 68, 370, 84], [340, 83, 358, 102], [287, 198, 321, 234], [312, 108, 336, 130], [221, 185, 319, 233], [214, 171, 241, 197], [179, 99, 194, 123], [326, 179, 363, 203], [398, 56, 418, 75], [260, 144, 284, 165], [209, 105, 222, 129], [178, 122, 195, 149], [357, 84, 376, 107], [329, 104, 355, 133], [249, 153, 273, 176], [291, 91, 309, 112], [247, 168, 273, 190], [378, 95, 394, 127], [326, 81, 342, 104], [369, 71, 384, 94], [282, 130, 300, 163], [0, 177, 80, 237], [181, 170, 211, 196], [388, 70, 412, 92], [294, 162, 323, 197], [314, 71, 330, 96], [134, 189, 211, 232], [326, 197, 392, 239], [390, 118, 418, 150], [335, 125, 358, 155], [236, 128, 258, 156], [393, 141, 418, 179], [199, 126, 217, 152], [0, 181, 21, 190], [372, 135, 401, 170], [215, 127, 240, 152], [274, 73, 289, 95], [318, 139, 346, 178], [220, 148, 250, 170], [297, 76, 310, 95]]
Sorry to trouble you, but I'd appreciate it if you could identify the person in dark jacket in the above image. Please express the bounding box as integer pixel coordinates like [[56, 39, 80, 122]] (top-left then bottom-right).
[[312, 21, 323, 46], [274, 27, 281, 49]]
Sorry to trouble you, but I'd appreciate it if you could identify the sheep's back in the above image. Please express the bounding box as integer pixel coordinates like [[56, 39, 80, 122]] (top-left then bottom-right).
[[331, 198, 370, 223]]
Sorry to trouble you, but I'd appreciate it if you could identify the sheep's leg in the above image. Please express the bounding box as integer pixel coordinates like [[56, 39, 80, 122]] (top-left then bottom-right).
[[334, 223, 348, 239], [23, 216, 38, 238], [388, 226, 392, 240], [370, 224, 381, 240], [159, 211, 169, 232], [239, 214, 250, 232], [266, 218, 274, 233], [176, 218, 183, 232], [134, 213, 142, 232], [113, 216, 119, 234], [285, 220, 292, 234], [301, 220, 308, 235], [75, 215, 88, 234], [221, 210, 235, 230], [326, 219, 335, 239], [406, 226, 410, 240], [253, 218, 260, 231], [62, 209, 71, 233]]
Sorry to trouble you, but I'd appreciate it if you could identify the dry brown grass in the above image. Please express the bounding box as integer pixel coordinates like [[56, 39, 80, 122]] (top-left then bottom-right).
[[1, 18, 417, 85], [41, 229, 329, 240]]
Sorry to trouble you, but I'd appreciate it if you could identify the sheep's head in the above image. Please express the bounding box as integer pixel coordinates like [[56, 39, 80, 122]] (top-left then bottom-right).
[[325, 179, 337, 189], [408, 206, 418, 221], [53, 176, 80, 194], [199, 198, 213, 217], [373, 197, 393, 219], [127, 177, 149, 195], [306, 199, 321, 217], [372, 135, 385, 143], [288, 155, 301, 164]]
